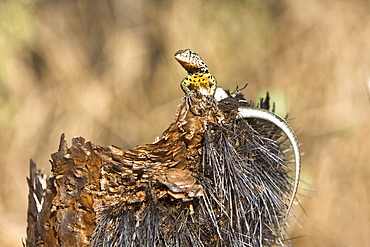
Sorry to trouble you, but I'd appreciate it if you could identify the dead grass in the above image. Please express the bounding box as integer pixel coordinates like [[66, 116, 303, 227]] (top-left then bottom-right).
[[0, 0, 369, 246]]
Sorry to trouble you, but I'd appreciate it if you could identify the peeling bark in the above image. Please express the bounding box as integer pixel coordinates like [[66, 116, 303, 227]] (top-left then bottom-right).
[[26, 91, 297, 246]]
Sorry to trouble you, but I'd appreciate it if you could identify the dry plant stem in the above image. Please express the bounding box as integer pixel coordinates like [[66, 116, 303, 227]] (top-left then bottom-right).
[[26, 92, 297, 246], [236, 107, 301, 218]]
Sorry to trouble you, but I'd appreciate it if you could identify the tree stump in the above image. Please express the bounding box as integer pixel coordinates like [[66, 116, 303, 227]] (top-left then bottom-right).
[[26, 90, 298, 246]]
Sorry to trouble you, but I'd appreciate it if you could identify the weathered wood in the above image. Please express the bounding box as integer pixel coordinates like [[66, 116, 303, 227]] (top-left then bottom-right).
[[27, 134, 102, 246], [26, 92, 222, 246], [26, 89, 297, 246]]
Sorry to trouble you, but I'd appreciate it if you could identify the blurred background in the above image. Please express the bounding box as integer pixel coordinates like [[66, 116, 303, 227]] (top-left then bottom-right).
[[0, 0, 369, 246]]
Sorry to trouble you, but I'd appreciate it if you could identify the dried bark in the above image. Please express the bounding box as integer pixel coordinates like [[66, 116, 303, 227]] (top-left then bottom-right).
[[26, 91, 295, 246]]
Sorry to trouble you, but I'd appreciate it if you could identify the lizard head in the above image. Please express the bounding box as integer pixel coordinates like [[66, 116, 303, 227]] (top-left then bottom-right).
[[175, 49, 217, 96], [174, 49, 209, 74]]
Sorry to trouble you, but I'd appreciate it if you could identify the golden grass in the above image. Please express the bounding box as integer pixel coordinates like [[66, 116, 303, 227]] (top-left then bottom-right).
[[0, 0, 369, 246]]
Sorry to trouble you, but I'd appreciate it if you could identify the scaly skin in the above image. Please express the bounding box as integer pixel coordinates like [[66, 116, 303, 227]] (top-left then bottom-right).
[[175, 48, 301, 219], [174, 49, 217, 96]]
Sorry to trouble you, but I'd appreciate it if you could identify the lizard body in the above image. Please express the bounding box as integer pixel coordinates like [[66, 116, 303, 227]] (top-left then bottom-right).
[[174, 49, 217, 96]]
